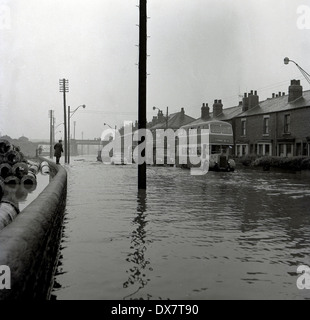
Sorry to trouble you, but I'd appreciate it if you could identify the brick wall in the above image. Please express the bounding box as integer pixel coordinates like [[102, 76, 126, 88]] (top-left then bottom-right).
[[234, 106, 310, 156]]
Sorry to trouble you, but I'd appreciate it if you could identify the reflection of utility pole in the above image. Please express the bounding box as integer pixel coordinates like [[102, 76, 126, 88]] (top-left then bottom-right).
[[123, 190, 151, 299], [59, 78, 69, 163], [138, 0, 147, 190]]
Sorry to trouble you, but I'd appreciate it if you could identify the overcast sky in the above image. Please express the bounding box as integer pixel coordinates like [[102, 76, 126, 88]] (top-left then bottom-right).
[[0, 0, 309, 140]]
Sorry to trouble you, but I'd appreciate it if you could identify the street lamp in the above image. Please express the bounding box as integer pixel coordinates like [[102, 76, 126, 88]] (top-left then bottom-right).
[[284, 57, 310, 85], [104, 122, 117, 130], [68, 104, 86, 164], [153, 106, 169, 129]]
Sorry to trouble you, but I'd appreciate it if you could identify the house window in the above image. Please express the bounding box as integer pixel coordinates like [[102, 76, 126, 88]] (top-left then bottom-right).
[[279, 144, 285, 157], [258, 143, 272, 156], [242, 145, 247, 156], [250, 144, 254, 154], [237, 145, 241, 157], [263, 116, 269, 135], [284, 114, 291, 133], [241, 119, 246, 136], [303, 143, 308, 156], [287, 144, 293, 157]]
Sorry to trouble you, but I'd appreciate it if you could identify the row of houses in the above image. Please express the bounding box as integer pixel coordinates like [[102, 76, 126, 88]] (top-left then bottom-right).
[[141, 79, 310, 158]]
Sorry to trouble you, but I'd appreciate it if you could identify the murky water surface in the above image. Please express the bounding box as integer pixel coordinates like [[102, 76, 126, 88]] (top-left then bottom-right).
[[52, 156, 310, 300]]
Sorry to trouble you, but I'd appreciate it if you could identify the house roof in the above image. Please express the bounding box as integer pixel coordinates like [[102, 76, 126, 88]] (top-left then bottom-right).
[[150, 109, 195, 130], [235, 90, 310, 118], [179, 104, 243, 129]]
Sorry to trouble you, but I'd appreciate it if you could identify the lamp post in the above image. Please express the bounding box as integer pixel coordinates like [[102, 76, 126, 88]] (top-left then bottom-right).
[[284, 57, 310, 85], [54, 122, 64, 147], [68, 104, 86, 164], [104, 122, 117, 131], [153, 106, 169, 129]]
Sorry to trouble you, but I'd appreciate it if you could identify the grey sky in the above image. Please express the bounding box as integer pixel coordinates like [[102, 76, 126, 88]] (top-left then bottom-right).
[[0, 0, 309, 140]]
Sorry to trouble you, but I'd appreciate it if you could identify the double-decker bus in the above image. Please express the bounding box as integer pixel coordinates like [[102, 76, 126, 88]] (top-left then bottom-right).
[[177, 119, 236, 172]]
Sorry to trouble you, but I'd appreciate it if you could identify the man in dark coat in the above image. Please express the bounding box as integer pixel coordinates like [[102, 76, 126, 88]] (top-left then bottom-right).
[[54, 140, 64, 164]]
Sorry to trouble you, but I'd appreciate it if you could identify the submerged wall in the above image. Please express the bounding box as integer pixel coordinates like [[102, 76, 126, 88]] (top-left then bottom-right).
[[0, 159, 67, 300]]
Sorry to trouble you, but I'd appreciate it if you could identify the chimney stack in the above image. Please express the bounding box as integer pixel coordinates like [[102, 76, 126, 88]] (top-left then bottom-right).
[[201, 103, 210, 120], [288, 79, 303, 102], [181, 107, 185, 119], [248, 90, 259, 109], [242, 93, 249, 112], [213, 99, 223, 117]]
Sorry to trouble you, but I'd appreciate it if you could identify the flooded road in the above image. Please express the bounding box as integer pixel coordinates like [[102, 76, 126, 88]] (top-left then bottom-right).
[[52, 156, 310, 300]]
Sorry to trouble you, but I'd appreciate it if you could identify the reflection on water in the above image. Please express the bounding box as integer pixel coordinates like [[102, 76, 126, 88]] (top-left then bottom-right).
[[123, 190, 153, 300], [52, 156, 310, 300]]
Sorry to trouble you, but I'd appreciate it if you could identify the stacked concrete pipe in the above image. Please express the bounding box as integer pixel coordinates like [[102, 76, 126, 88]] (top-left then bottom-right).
[[0, 140, 67, 299]]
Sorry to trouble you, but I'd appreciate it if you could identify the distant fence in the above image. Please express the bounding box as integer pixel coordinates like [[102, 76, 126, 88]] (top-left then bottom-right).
[[0, 158, 67, 300]]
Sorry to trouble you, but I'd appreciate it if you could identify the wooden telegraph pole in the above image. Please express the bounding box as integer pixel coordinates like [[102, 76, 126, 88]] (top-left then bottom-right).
[[138, 0, 147, 190]]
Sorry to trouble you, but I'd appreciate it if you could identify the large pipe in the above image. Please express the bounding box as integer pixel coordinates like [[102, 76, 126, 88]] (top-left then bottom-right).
[[4, 176, 20, 190], [0, 192, 20, 231], [40, 161, 50, 175], [12, 162, 29, 179], [0, 163, 12, 179], [0, 139, 12, 155], [20, 171, 37, 191], [28, 162, 40, 175], [5, 150, 21, 165], [0, 178, 4, 198]]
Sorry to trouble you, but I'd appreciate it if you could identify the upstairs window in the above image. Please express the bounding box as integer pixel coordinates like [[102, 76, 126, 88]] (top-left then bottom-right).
[[284, 114, 291, 133], [263, 116, 270, 135], [241, 119, 246, 136]]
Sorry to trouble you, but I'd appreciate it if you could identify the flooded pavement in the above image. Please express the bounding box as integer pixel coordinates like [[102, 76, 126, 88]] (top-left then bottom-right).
[[52, 156, 310, 300]]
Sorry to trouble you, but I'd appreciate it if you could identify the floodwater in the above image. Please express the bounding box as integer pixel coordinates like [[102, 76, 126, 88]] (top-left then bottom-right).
[[52, 155, 310, 300]]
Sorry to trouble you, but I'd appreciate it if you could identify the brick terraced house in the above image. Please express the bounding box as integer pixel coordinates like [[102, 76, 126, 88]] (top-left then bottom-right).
[[234, 80, 310, 157]]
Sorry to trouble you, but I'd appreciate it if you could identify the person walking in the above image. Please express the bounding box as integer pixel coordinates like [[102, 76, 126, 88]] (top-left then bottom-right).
[[54, 140, 64, 164]]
